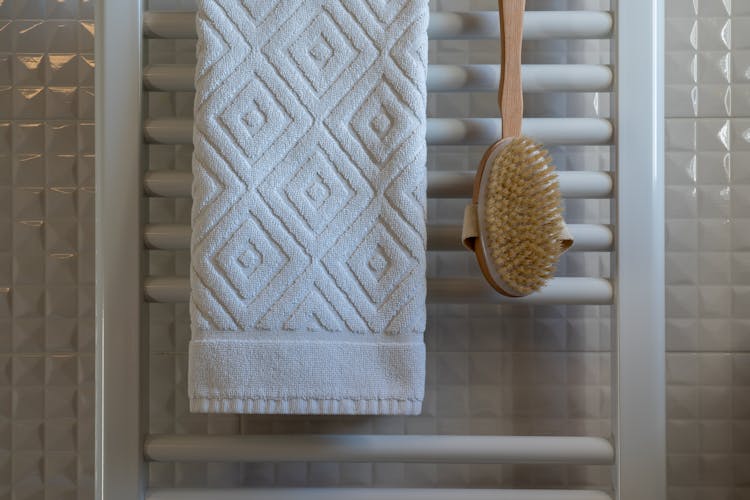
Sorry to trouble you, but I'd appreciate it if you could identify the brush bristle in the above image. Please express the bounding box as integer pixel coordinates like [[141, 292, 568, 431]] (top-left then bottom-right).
[[484, 136, 565, 296]]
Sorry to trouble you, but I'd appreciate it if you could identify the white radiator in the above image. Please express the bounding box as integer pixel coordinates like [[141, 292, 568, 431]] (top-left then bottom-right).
[[94, 1, 666, 499]]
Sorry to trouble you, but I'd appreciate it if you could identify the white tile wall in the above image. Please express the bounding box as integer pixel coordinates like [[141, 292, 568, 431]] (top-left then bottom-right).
[[0, 1, 95, 499], [665, 1, 750, 499], [4, 0, 743, 498]]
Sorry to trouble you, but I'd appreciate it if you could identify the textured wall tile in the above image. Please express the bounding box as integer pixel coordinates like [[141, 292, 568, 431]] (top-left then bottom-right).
[[0, 1, 94, 498], [666, 2, 750, 495], [15, 0, 750, 496]]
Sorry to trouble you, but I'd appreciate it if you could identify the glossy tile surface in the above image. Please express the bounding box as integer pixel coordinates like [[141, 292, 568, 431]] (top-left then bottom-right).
[[666, 0, 750, 499], [8, 0, 741, 498], [0, 1, 94, 499]]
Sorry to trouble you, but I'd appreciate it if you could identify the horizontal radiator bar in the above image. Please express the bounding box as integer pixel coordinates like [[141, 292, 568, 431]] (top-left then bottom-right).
[[147, 488, 613, 500], [142, 11, 613, 40], [143, 170, 614, 199], [144, 224, 612, 252], [143, 277, 613, 305], [143, 64, 613, 93], [144, 434, 614, 464], [426, 224, 611, 252], [144, 118, 613, 146]]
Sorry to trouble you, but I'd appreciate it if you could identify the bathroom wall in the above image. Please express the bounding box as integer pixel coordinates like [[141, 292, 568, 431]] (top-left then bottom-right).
[[665, 1, 750, 498], [0, 0, 744, 498], [0, 1, 95, 500]]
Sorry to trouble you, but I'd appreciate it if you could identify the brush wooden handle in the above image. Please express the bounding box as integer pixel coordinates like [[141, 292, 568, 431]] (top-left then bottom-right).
[[499, 0, 525, 139]]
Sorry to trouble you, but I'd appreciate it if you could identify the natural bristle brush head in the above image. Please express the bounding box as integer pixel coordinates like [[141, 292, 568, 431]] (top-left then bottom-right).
[[476, 136, 566, 297], [461, 0, 572, 297]]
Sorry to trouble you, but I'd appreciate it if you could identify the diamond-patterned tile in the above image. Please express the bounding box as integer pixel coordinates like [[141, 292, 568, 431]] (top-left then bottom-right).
[[1, 3, 94, 499]]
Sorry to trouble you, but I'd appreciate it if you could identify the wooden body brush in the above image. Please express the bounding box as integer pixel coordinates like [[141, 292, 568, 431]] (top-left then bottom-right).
[[462, 0, 573, 297]]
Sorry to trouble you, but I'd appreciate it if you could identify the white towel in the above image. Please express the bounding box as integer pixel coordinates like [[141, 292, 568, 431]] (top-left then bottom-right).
[[189, 0, 428, 415]]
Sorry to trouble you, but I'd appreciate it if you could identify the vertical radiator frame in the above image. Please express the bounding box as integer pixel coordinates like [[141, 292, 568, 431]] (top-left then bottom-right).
[[94, 1, 665, 499], [611, 1, 666, 499], [95, 0, 147, 499]]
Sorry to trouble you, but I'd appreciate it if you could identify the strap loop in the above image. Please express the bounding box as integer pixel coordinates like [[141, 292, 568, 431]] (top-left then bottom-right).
[[462, 204, 479, 251]]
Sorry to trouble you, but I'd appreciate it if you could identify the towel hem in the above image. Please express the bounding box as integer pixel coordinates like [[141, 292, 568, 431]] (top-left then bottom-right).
[[188, 336, 425, 415], [190, 397, 422, 415]]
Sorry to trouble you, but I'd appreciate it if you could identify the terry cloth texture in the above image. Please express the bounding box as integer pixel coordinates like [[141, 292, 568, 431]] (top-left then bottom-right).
[[189, 0, 428, 415]]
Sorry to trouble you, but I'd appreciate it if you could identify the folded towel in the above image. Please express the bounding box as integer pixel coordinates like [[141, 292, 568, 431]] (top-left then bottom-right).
[[189, 0, 428, 415]]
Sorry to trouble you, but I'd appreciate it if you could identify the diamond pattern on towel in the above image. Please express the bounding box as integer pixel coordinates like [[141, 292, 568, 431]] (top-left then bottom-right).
[[195, 13, 231, 79], [364, 0, 409, 25], [347, 222, 413, 305], [285, 148, 353, 233], [289, 11, 359, 96], [264, 1, 378, 110], [219, 76, 293, 161], [240, 0, 276, 23], [351, 80, 419, 164], [283, 286, 348, 332], [191, 0, 427, 335], [215, 216, 288, 301]]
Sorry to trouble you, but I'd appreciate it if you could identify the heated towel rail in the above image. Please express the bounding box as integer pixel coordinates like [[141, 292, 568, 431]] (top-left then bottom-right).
[[95, 1, 665, 499]]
